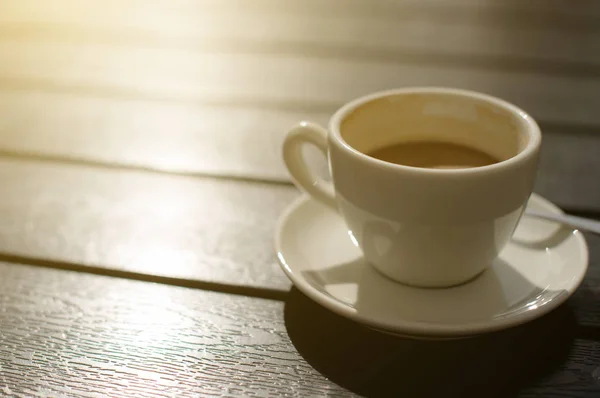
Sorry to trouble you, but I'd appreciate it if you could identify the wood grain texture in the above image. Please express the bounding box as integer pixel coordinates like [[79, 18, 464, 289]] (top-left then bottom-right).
[[0, 262, 598, 398], [0, 1, 596, 396], [0, 262, 352, 397], [0, 159, 296, 290]]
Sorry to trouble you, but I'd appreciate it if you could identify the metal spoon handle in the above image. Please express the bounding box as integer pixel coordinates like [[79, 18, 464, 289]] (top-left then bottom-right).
[[525, 209, 600, 235]]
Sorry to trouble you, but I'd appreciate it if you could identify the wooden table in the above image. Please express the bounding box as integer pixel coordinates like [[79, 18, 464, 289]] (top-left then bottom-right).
[[0, 1, 599, 397]]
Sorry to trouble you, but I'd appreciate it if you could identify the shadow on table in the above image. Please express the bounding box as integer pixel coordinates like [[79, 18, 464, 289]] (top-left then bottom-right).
[[284, 287, 577, 398]]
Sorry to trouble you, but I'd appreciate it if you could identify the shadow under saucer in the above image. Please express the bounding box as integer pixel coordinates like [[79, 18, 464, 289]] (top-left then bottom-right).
[[284, 287, 577, 398]]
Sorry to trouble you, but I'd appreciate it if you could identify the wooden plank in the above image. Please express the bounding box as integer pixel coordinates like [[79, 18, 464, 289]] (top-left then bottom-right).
[[568, 233, 600, 330], [0, 159, 297, 290], [535, 132, 600, 211], [0, 9, 597, 66], [0, 91, 598, 210], [0, 41, 597, 126], [0, 91, 319, 182], [1, 0, 599, 26], [0, 262, 351, 397], [0, 261, 598, 397]]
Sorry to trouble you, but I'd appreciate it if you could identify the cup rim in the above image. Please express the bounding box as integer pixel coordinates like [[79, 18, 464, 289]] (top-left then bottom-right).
[[328, 87, 541, 175]]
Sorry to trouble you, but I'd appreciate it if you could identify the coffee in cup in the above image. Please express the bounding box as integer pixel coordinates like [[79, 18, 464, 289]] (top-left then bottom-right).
[[366, 141, 499, 169]]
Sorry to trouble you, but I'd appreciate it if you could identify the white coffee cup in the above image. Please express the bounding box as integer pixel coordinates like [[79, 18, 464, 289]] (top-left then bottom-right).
[[282, 87, 541, 288]]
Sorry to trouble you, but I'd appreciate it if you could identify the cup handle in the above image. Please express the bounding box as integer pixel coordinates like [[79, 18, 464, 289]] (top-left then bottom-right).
[[283, 122, 337, 210]]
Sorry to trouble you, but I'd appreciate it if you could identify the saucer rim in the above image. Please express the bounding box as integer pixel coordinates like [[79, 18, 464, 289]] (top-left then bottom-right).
[[275, 193, 589, 337]]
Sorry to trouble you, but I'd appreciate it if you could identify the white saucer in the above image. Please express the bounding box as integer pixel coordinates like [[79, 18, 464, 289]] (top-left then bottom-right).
[[275, 193, 588, 338]]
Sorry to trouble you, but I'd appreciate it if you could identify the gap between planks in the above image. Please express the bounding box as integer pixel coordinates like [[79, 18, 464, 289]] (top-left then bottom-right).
[[0, 251, 290, 301], [0, 251, 598, 342], [0, 148, 293, 187]]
